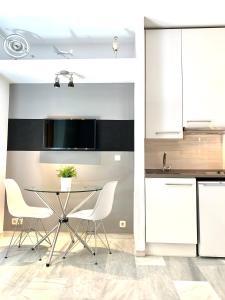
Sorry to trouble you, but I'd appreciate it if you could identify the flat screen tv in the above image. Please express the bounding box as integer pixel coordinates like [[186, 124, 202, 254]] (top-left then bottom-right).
[[43, 119, 96, 150]]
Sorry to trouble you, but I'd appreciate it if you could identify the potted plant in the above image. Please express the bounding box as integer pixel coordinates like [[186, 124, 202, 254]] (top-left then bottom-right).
[[57, 165, 77, 191]]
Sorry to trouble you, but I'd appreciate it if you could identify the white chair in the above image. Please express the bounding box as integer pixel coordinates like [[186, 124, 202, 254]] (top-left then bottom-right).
[[64, 181, 118, 264], [4, 179, 53, 259]]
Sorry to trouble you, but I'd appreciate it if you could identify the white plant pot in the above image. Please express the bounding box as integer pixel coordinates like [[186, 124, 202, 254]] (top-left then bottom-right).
[[60, 177, 72, 191]]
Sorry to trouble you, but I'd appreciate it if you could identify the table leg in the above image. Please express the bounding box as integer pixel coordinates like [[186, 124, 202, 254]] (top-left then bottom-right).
[[65, 223, 94, 255], [32, 224, 58, 250], [62, 224, 87, 259], [46, 222, 61, 267]]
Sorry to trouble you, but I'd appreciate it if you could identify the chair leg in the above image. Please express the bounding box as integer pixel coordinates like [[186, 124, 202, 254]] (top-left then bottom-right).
[[4, 218, 20, 258], [34, 219, 40, 244], [39, 219, 52, 246], [94, 221, 98, 265], [18, 219, 24, 248], [100, 220, 112, 254], [17, 232, 23, 248], [4, 218, 46, 261], [62, 221, 86, 259], [83, 220, 93, 246], [27, 229, 42, 261]]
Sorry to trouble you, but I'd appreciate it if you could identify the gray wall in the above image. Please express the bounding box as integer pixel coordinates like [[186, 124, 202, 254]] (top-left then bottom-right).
[[8, 83, 134, 120], [5, 83, 134, 233]]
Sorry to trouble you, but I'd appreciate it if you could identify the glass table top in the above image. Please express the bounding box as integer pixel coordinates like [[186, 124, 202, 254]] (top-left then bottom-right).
[[25, 184, 102, 193]]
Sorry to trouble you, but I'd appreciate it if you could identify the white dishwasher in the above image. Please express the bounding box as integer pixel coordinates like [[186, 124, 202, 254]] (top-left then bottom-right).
[[198, 181, 225, 257]]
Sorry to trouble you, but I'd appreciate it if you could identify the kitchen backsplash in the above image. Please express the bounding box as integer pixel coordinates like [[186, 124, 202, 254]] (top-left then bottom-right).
[[145, 133, 225, 170]]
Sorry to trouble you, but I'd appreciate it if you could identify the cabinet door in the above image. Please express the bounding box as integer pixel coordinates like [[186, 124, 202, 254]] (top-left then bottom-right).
[[145, 29, 183, 139], [146, 178, 197, 244], [198, 182, 225, 257], [182, 28, 225, 127]]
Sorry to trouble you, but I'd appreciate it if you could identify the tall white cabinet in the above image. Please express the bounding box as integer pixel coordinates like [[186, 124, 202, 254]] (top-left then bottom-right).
[[182, 28, 225, 127], [145, 29, 183, 139]]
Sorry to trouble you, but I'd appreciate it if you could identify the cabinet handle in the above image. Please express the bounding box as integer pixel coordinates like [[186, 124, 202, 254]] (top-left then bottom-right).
[[165, 183, 193, 186], [155, 131, 181, 135], [199, 182, 225, 186], [186, 120, 212, 123]]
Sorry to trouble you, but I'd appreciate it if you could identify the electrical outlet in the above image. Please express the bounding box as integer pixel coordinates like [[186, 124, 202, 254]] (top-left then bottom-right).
[[119, 220, 126, 228], [11, 218, 18, 225], [11, 218, 23, 225]]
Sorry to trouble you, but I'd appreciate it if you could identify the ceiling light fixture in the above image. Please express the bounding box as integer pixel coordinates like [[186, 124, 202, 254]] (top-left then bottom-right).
[[54, 75, 60, 88], [53, 70, 84, 88], [112, 36, 119, 57], [68, 75, 74, 87], [3, 34, 30, 58]]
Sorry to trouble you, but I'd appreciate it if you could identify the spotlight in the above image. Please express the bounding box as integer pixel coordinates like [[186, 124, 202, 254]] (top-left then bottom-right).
[[54, 75, 60, 88], [68, 75, 74, 87], [112, 36, 119, 57]]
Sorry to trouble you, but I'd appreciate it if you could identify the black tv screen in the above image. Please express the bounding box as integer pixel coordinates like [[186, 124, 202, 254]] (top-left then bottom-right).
[[43, 119, 96, 149]]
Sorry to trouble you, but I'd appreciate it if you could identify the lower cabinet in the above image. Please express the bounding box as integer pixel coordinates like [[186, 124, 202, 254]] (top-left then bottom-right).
[[145, 178, 197, 245]]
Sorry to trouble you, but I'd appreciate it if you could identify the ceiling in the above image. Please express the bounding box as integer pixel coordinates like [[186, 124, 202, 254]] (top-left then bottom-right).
[[1, 0, 225, 82], [0, 16, 135, 59], [1, 0, 225, 29], [144, 0, 225, 28], [0, 16, 135, 45], [0, 59, 136, 84]]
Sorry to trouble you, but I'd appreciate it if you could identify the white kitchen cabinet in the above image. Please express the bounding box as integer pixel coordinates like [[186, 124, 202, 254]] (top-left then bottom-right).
[[182, 28, 225, 127], [145, 29, 183, 139], [145, 178, 197, 244], [198, 181, 225, 257]]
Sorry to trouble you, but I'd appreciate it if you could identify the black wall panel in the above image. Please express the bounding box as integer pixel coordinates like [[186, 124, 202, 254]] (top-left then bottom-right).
[[7, 119, 134, 151]]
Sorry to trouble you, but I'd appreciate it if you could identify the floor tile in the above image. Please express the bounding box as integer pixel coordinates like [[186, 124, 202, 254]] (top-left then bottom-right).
[[137, 266, 180, 300], [1, 233, 225, 299], [100, 279, 139, 300], [197, 265, 225, 299], [174, 280, 221, 300], [164, 257, 206, 281]]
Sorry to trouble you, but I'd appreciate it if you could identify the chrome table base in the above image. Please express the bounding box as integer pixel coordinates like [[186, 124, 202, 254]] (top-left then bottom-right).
[[32, 191, 96, 267]]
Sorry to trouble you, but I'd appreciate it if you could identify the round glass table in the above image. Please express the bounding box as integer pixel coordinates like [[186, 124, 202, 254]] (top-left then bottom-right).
[[25, 184, 102, 267], [25, 185, 102, 194]]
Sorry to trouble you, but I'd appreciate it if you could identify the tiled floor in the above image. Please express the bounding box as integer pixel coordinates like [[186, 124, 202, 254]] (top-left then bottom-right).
[[0, 232, 224, 300]]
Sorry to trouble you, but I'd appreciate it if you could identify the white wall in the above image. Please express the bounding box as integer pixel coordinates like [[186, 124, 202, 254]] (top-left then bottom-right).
[[0, 75, 9, 232], [134, 18, 146, 254]]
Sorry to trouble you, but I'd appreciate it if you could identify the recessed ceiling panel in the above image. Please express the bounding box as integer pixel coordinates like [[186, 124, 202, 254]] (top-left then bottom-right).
[[0, 16, 135, 59]]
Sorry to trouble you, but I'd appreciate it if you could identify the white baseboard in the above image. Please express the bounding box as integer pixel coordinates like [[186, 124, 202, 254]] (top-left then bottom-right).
[[146, 243, 197, 257], [135, 250, 146, 257]]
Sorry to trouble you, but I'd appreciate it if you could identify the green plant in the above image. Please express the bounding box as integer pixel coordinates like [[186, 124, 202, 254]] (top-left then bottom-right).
[[57, 165, 77, 178]]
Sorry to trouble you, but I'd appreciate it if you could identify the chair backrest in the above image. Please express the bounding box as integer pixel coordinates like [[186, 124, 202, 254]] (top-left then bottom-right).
[[91, 181, 118, 220], [4, 179, 28, 217]]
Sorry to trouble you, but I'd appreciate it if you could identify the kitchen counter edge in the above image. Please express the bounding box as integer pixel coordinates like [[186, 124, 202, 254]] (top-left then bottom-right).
[[145, 170, 225, 179]]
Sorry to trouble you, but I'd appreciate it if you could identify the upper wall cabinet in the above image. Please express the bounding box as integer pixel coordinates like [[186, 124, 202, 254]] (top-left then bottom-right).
[[145, 29, 183, 139], [182, 28, 225, 127]]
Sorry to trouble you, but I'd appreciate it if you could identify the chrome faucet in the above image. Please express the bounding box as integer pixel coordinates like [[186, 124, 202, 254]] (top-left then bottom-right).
[[162, 152, 171, 172]]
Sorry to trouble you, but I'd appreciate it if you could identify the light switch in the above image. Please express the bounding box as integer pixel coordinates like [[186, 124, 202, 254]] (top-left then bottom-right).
[[114, 154, 121, 161]]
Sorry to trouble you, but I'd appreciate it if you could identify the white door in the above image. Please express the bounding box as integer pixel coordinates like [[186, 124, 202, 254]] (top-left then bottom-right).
[[146, 178, 197, 244], [199, 182, 225, 257], [182, 28, 225, 127], [145, 29, 183, 139]]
